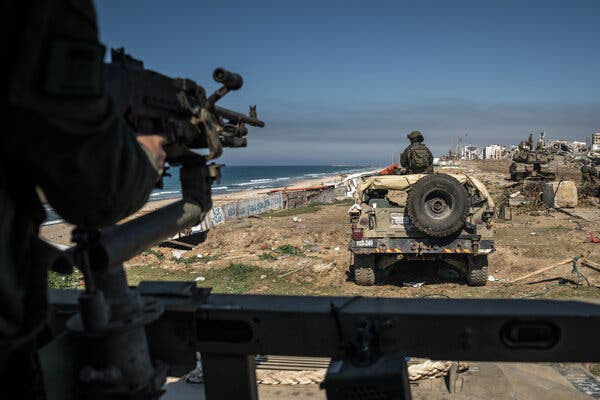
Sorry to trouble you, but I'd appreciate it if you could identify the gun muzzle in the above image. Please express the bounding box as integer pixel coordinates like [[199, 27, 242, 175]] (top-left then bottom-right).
[[213, 68, 243, 90]]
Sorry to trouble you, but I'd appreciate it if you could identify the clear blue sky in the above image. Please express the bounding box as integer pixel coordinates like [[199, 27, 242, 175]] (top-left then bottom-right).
[[96, 0, 600, 165]]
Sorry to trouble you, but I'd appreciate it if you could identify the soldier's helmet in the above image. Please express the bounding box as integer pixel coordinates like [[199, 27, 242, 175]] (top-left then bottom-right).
[[407, 131, 424, 143]]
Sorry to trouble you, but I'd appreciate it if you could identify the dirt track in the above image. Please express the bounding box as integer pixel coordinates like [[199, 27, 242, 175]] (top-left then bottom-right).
[[115, 159, 600, 302]]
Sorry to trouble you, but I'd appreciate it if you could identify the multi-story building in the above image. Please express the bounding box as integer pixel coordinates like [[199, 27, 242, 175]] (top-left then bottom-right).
[[483, 144, 503, 159], [462, 145, 480, 160], [592, 132, 600, 151]]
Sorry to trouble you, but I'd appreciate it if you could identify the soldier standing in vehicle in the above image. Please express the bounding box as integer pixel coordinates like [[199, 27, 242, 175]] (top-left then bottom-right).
[[400, 131, 434, 174], [537, 132, 546, 150]]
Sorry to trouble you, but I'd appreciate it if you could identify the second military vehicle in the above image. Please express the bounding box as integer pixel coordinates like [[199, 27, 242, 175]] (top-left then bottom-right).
[[348, 173, 495, 286], [509, 132, 556, 181]]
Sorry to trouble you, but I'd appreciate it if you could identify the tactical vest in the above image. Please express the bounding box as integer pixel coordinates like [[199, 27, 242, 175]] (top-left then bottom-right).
[[409, 145, 431, 170]]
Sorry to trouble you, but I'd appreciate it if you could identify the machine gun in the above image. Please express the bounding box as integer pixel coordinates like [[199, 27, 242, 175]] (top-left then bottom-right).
[[105, 47, 264, 165], [41, 49, 270, 399]]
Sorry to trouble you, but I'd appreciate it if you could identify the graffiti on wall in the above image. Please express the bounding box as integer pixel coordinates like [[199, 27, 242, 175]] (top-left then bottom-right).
[[185, 193, 285, 235]]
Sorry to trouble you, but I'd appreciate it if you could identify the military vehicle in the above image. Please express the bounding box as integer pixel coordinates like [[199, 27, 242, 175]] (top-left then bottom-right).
[[348, 173, 495, 286], [588, 150, 600, 166], [509, 133, 556, 181]]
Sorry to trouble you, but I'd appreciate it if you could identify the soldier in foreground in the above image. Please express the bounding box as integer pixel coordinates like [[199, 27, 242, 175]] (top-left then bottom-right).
[[400, 130, 434, 174], [2, 0, 166, 395]]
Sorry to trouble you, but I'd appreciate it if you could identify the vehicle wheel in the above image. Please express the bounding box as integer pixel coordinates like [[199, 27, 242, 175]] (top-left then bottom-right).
[[406, 174, 469, 238], [354, 266, 376, 286], [466, 255, 488, 286], [351, 254, 379, 286]]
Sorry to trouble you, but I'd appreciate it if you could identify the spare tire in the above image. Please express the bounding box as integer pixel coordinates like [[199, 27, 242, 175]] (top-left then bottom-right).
[[406, 174, 469, 237]]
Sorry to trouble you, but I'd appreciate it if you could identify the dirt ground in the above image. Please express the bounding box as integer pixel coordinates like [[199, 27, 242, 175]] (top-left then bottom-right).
[[94, 159, 600, 302], [40, 159, 600, 396]]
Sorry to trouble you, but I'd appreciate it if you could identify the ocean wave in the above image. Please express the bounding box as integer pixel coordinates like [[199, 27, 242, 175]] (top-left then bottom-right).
[[42, 219, 65, 226], [150, 190, 180, 197], [235, 181, 260, 186], [213, 186, 229, 190], [250, 178, 275, 183]]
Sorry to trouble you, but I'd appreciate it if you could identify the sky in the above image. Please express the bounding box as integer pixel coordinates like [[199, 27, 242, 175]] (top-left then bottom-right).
[[96, 0, 600, 165]]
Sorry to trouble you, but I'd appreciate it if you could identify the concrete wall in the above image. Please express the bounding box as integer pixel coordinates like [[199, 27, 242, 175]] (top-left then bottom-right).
[[186, 193, 284, 234], [183, 185, 346, 236], [282, 186, 346, 208]]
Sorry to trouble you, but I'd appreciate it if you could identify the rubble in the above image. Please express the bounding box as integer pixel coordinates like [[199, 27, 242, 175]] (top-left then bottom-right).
[[172, 250, 186, 259], [542, 181, 578, 208], [508, 195, 525, 207], [403, 282, 425, 288], [312, 263, 334, 272]]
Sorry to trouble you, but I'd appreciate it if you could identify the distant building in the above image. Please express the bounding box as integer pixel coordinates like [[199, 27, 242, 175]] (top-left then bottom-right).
[[483, 144, 503, 160], [462, 145, 480, 160], [592, 133, 600, 151]]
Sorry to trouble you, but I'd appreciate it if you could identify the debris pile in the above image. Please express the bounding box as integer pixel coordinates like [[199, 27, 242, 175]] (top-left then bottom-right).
[[542, 181, 578, 209]]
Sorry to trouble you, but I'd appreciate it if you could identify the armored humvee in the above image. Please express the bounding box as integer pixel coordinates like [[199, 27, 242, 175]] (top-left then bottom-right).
[[348, 173, 495, 286]]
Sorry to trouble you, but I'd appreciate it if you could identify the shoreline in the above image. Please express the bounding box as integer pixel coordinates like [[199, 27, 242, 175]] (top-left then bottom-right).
[[40, 170, 376, 245]]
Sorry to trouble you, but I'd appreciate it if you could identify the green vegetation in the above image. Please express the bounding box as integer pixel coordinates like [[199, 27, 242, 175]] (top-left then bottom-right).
[[333, 198, 354, 206], [209, 263, 259, 293], [259, 244, 320, 261], [171, 254, 221, 264], [274, 244, 302, 255], [48, 271, 80, 289], [258, 245, 305, 260], [262, 198, 354, 218], [125, 262, 338, 295], [591, 364, 600, 377], [258, 252, 277, 261], [143, 249, 165, 260]]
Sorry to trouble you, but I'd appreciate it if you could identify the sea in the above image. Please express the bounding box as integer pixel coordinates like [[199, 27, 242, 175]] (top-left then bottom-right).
[[42, 165, 374, 225]]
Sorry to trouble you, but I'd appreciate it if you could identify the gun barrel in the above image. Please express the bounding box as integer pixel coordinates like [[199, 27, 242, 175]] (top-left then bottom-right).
[[215, 106, 265, 127], [213, 68, 243, 90]]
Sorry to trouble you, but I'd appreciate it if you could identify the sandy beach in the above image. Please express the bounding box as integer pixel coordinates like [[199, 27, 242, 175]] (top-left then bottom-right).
[[39, 170, 365, 246]]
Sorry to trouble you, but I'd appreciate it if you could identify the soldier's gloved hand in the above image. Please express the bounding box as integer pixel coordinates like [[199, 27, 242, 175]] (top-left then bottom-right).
[[136, 135, 167, 175]]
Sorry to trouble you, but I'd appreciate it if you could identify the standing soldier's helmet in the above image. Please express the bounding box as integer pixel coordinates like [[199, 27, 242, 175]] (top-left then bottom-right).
[[407, 131, 424, 143]]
